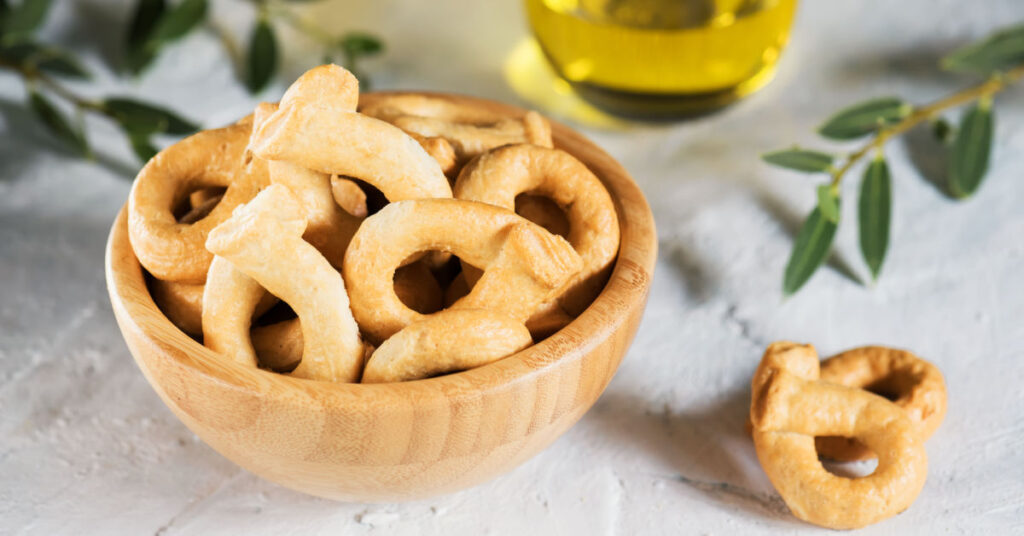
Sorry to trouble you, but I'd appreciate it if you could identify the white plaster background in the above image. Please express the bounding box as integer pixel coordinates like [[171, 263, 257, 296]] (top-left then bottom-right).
[[1, 0, 1023, 534]]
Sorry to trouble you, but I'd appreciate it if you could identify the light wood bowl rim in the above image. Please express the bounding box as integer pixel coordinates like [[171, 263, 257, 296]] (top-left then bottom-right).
[[105, 91, 657, 411]]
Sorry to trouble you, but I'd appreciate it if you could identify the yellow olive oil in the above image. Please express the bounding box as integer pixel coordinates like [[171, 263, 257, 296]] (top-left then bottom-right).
[[524, 0, 798, 116]]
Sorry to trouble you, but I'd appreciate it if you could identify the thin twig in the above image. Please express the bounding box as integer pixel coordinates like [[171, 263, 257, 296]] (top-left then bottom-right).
[[829, 62, 1024, 187]]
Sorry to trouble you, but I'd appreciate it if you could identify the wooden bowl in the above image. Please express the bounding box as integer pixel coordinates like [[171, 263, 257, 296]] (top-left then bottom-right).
[[105, 92, 657, 501]]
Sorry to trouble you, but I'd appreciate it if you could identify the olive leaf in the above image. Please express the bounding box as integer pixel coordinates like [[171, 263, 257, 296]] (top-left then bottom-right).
[[0, 0, 52, 43], [816, 184, 840, 223], [103, 97, 198, 135], [127, 0, 166, 49], [931, 116, 954, 144], [858, 156, 891, 280], [761, 148, 834, 173], [338, 32, 383, 89], [818, 97, 911, 140], [245, 17, 277, 93], [943, 24, 1024, 74], [340, 32, 383, 57], [948, 99, 994, 198], [148, 0, 206, 43], [0, 41, 88, 77], [127, 131, 158, 162], [28, 88, 88, 155], [783, 206, 838, 296], [126, 0, 207, 74]]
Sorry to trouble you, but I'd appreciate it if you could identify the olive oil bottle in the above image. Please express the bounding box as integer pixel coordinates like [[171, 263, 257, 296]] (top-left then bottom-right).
[[524, 0, 798, 117]]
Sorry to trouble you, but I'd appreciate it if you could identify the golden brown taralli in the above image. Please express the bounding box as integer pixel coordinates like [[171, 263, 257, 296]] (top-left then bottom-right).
[[455, 144, 619, 315], [362, 309, 532, 383], [750, 342, 929, 530], [128, 122, 267, 283], [204, 185, 364, 382], [816, 346, 947, 461], [343, 198, 583, 342]]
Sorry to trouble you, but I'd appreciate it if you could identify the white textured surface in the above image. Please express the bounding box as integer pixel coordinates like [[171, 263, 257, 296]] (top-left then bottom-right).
[[2, 1, 1024, 534]]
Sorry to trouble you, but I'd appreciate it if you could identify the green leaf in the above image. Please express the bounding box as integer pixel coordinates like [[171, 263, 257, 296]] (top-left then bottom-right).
[[783, 206, 838, 296], [818, 97, 911, 140], [127, 0, 206, 74], [948, 100, 994, 198], [816, 184, 840, 223], [942, 24, 1024, 74], [104, 97, 198, 135], [148, 0, 206, 43], [761, 148, 834, 173], [127, 0, 166, 49], [0, 41, 89, 77], [245, 18, 276, 93], [28, 89, 88, 155], [1, 0, 52, 42], [931, 117, 954, 144], [858, 156, 891, 280], [127, 132, 158, 162], [340, 32, 383, 57]]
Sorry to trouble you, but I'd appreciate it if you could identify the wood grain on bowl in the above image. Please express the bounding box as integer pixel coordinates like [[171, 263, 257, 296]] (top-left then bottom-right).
[[105, 92, 657, 501]]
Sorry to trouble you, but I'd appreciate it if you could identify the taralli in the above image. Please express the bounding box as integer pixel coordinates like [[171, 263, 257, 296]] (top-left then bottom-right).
[[816, 346, 947, 461], [128, 121, 267, 283], [441, 271, 572, 340], [516, 194, 570, 238], [360, 94, 554, 164], [149, 194, 224, 336], [330, 175, 369, 218], [134, 64, 623, 386], [750, 342, 929, 530], [204, 184, 364, 382], [267, 160, 363, 268], [248, 65, 453, 202], [202, 256, 273, 368], [344, 198, 582, 342], [409, 133, 459, 178], [362, 309, 532, 383], [455, 143, 619, 314], [249, 101, 365, 268], [391, 111, 553, 163], [226, 263, 443, 374], [150, 279, 205, 337], [251, 318, 303, 372]]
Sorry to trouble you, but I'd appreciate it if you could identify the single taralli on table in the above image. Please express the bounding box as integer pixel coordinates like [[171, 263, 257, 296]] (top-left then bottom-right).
[[124, 63, 621, 384], [749, 342, 946, 530]]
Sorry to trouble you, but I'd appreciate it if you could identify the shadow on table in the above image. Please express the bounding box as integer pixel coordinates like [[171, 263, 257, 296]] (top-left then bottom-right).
[[587, 387, 801, 525]]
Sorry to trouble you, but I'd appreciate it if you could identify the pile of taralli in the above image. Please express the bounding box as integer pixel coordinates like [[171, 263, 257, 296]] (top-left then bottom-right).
[[127, 64, 620, 384], [750, 342, 947, 530]]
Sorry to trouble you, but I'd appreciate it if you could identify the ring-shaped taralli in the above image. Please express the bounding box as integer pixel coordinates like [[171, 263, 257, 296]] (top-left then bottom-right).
[[247, 65, 452, 202], [203, 184, 364, 382], [816, 346, 947, 461], [362, 309, 532, 384], [455, 143, 620, 315], [128, 121, 268, 283], [249, 101, 365, 269], [750, 342, 929, 530], [151, 195, 277, 337], [361, 94, 553, 165], [343, 199, 582, 342], [246, 258, 444, 373]]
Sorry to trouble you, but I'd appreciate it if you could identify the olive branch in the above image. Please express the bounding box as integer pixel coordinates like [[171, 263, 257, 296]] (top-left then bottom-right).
[[763, 23, 1024, 296], [0, 0, 383, 162]]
